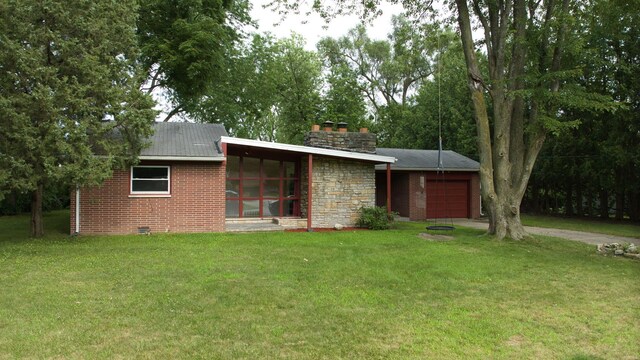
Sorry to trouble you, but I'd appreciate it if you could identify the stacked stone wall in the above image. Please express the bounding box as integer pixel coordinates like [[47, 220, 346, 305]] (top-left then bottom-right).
[[303, 131, 376, 153], [301, 157, 375, 228]]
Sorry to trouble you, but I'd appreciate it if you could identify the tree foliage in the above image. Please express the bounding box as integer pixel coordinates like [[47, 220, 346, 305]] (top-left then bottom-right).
[[0, 0, 156, 237], [137, 0, 250, 121], [267, 0, 617, 239], [193, 34, 323, 144], [317, 16, 453, 146], [525, 0, 640, 221]]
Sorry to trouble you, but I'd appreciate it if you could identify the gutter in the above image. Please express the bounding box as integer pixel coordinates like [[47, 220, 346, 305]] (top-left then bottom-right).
[[138, 155, 225, 162]]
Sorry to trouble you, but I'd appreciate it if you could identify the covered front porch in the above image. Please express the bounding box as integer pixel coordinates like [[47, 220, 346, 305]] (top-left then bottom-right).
[[221, 136, 395, 232]]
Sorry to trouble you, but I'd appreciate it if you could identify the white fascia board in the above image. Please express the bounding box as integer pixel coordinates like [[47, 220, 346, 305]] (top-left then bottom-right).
[[221, 136, 396, 164], [138, 155, 225, 162]]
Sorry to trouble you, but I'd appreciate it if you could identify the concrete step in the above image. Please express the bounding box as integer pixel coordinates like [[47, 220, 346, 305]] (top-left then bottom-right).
[[225, 217, 308, 232], [225, 220, 285, 233]]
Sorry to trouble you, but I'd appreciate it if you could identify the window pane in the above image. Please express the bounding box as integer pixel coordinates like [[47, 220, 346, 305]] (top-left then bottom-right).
[[284, 161, 296, 178], [226, 200, 240, 217], [243, 157, 260, 178], [284, 179, 297, 197], [242, 200, 260, 217], [282, 199, 297, 216], [242, 179, 260, 198], [263, 180, 280, 198], [226, 180, 240, 198], [132, 180, 168, 192], [226, 156, 239, 178], [263, 159, 280, 178], [264, 199, 280, 217], [133, 167, 168, 179]]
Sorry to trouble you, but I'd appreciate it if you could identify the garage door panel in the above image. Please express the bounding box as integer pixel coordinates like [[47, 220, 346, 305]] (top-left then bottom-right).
[[426, 180, 469, 218]]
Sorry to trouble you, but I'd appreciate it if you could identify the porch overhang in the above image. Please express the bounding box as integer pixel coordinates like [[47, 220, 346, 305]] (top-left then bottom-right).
[[221, 136, 396, 164]]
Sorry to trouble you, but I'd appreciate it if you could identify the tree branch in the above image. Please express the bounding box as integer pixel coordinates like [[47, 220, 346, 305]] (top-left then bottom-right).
[[162, 105, 184, 122]]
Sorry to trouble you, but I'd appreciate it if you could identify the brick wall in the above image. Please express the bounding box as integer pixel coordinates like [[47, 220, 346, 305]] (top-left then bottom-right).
[[70, 161, 225, 235], [301, 156, 375, 228]]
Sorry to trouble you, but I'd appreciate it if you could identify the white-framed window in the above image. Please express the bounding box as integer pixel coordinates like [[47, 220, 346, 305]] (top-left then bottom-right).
[[130, 166, 170, 194]]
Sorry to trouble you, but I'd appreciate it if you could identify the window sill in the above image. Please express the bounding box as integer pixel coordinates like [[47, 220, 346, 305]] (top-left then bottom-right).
[[128, 194, 172, 198]]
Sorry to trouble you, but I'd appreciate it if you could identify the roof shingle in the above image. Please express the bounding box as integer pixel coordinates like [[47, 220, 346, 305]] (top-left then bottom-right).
[[375, 148, 479, 171], [141, 122, 227, 159]]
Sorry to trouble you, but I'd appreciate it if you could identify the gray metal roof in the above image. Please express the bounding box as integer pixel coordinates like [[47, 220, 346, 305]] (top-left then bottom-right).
[[141, 122, 227, 159], [375, 148, 479, 171]]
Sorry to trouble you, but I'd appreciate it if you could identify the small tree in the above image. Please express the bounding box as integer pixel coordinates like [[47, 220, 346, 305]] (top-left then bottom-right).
[[0, 0, 156, 237]]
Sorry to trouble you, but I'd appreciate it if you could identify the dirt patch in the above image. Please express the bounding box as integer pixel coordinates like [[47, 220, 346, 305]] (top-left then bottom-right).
[[505, 334, 526, 347], [418, 233, 454, 241]]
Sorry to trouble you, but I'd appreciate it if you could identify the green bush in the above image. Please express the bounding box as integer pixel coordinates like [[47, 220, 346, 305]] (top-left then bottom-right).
[[356, 206, 396, 230]]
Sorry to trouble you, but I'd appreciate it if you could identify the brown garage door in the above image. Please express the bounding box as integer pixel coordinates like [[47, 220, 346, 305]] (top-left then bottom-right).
[[426, 180, 469, 218]]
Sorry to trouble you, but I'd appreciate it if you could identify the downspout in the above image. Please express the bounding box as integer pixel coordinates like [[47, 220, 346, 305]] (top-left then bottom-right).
[[75, 186, 80, 235]]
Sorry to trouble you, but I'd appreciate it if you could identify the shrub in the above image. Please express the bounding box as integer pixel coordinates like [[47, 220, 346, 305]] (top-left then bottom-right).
[[357, 206, 396, 230]]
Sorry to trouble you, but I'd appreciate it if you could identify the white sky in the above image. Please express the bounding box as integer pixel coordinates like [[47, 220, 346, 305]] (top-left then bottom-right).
[[248, 0, 405, 50]]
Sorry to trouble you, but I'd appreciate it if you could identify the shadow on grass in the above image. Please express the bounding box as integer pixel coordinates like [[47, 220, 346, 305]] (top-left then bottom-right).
[[0, 210, 70, 242], [570, 355, 605, 360]]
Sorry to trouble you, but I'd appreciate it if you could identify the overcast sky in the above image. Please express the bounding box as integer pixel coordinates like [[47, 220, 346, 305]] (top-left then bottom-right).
[[248, 0, 405, 50]]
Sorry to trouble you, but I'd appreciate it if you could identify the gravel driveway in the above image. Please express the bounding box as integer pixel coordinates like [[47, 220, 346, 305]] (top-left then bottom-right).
[[451, 219, 640, 246]]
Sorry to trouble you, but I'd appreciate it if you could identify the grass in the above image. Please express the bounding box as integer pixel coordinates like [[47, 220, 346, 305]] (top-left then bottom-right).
[[0, 211, 638, 359], [521, 214, 640, 239]]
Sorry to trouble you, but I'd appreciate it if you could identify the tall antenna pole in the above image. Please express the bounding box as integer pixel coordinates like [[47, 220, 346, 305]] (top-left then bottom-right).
[[437, 32, 443, 170]]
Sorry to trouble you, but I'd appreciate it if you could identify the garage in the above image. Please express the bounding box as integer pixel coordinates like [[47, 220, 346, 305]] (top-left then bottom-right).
[[375, 148, 481, 220], [426, 180, 469, 219]]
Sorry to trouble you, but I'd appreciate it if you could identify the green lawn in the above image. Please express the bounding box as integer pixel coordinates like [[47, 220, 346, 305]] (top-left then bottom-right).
[[1, 212, 638, 359], [521, 214, 640, 239]]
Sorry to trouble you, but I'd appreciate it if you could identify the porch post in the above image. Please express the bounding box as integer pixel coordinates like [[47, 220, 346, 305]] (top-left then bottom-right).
[[307, 154, 313, 232], [221, 141, 228, 231], [386, 163, 391, 214]]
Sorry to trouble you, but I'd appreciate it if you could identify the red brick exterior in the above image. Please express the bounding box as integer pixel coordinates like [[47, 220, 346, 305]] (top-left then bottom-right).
[[377, 170, 481, 220], [70, 161, 226, 235]]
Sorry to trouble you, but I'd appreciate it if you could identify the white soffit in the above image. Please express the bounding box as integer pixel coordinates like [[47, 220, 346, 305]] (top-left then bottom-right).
[[221, 136, 396, 164]]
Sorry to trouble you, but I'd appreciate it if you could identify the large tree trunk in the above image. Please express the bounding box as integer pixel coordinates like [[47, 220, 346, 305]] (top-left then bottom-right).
[[486, 195, 527, 239], [454, 0, 553, 240], [30, 183, 44, 237]]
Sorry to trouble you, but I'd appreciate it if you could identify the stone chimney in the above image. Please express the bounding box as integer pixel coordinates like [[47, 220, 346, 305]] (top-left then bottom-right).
[[304, 122, 376, 153]]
